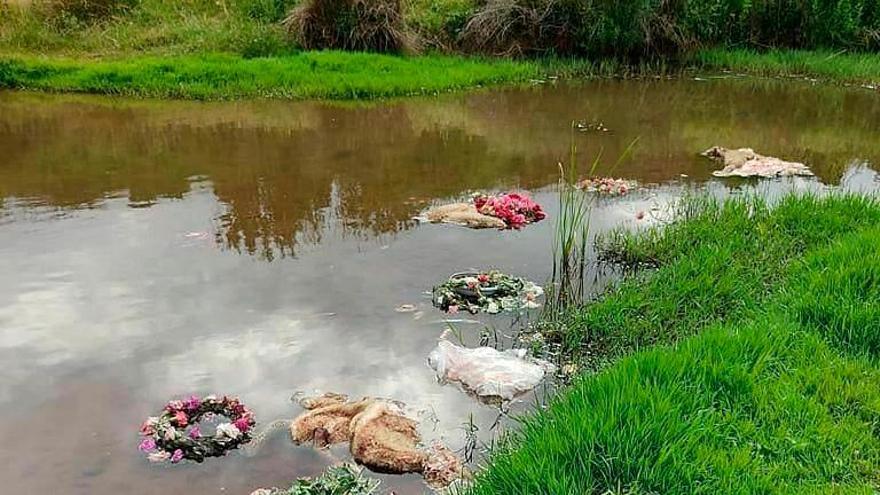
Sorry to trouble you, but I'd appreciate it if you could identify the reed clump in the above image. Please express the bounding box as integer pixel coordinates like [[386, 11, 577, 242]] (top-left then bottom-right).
[[284, 0, 416, 53]]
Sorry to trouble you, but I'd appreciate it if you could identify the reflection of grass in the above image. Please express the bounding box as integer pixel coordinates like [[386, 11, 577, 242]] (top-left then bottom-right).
[[471, 193, 880, 494]]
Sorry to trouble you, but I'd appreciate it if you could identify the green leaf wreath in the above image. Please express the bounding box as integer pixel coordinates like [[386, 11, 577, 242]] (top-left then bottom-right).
[[432, 270, 544, 314]]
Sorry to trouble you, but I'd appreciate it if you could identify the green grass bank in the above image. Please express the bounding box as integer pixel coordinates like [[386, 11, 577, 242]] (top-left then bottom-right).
[[0, 51, 545, 99], [0, 49, 878, 100], [697, 48, 880, 86], [470, 193, 880, 494], [2, 0, 879, 100]]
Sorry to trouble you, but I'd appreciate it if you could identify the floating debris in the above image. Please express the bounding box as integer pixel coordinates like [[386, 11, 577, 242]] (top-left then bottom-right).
[[703, 146, 814, 178], [250, 463, 380, 495], [576, 177, 638, 196], [575, 120, 611, 133], [432, 271, 543, 314], [421, 202, 506, 229], [427, 338, 555, 402], [421, 192, 546, 230], [289, 394, 464, 487], [395, 304, 417, 313]]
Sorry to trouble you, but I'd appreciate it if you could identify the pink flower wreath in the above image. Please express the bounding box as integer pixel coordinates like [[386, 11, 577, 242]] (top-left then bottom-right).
[[473, 192, 546, 230], [138, 395, 255, 464]]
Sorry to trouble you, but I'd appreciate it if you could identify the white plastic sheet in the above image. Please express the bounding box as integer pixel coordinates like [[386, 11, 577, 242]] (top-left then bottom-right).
[[427, 339, 554, 401]]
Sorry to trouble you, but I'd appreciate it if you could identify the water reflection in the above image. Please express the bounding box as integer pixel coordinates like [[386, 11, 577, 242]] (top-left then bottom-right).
[[0, 79, 878, 495], [2, 78, 878, 260]]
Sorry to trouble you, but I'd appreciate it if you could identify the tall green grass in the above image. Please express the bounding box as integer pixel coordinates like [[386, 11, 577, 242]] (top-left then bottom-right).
[[696, 48, 880, 85], [2, 0, 879, 59], [470, 193, 880, 494], [552, 194, 880, 363], [0, 0, 297, 57]]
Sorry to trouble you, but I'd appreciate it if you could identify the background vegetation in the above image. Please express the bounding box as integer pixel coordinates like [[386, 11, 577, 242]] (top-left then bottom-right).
[[2, 0, 879, 58]]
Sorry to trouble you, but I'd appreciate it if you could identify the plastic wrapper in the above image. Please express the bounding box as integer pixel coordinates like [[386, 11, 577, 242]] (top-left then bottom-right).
[[427, 339, 554, 401]]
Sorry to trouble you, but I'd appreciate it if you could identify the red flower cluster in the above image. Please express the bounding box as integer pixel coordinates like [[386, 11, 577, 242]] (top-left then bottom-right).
[[474, 192, 546, 229]]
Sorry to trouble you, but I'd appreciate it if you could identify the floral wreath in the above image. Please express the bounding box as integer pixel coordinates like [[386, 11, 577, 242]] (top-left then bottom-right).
[[473, 192, 546, 229], [432, 270, 543, 314], [138, 395, 255, 464]]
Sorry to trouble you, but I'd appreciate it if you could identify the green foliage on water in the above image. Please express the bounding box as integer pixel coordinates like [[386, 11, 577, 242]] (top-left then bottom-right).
[[270, 464, 380, 495], [0, 51, 540, 99], [469, 193, 880, 494]]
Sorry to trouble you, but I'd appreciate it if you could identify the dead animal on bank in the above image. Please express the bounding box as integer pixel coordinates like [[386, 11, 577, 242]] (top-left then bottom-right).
[[703, 146, 814, 178]]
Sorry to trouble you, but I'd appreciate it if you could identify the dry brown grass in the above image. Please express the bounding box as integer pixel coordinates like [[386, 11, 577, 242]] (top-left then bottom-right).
[[459, 0, 575, 56], [283, 0, 416, 53]]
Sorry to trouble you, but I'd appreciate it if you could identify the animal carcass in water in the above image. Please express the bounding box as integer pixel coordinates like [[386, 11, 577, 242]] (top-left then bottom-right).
[[703, 146, 813, 178]]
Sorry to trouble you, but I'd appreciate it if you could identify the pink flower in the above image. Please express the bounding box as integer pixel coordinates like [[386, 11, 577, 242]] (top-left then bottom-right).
[[165, 400, 185, 412], [170, 449, 184, 464], [473, 192, 545, 229], [138, 438, 157, 452], [174, 410, 188, 427], [188, 426, 201, 439], [477, 274, 489, 284], [183, 395, 201, 412], [447, 305, 459, 314], [234, 417, 252, 433], [139, 417, 158, 436]]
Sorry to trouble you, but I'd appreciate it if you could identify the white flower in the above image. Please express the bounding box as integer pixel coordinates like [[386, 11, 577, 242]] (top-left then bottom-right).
[[163, 428, 179, 441], [147, 451, 171, 463], [500, 296, 518, 310], [523, 283, 544, 297], [486, 301, 500, 314], [216, 423, 241, 440]]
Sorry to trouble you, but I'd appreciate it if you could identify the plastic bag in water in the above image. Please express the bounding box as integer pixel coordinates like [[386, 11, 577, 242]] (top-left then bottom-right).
[[427, 339, 554, 401]]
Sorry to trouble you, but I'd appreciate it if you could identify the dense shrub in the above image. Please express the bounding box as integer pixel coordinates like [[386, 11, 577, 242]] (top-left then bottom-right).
[[407, 0, 475, 50], [459, 0, 578, 55], [284, 0, 415, 52], [458, 0, 880, 58]]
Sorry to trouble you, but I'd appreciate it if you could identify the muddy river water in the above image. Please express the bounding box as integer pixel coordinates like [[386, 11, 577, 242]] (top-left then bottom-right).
[[1, 78, 878, 495]]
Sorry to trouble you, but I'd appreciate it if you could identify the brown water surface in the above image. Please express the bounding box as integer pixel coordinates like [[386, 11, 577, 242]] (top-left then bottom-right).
[[0, 78, 878, 495]]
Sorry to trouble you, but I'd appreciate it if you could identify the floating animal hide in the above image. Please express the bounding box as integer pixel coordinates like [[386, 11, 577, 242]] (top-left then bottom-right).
[[423, 203, 507, 229], [289, 394, 464, 487], [703, 146, 813, 178]]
